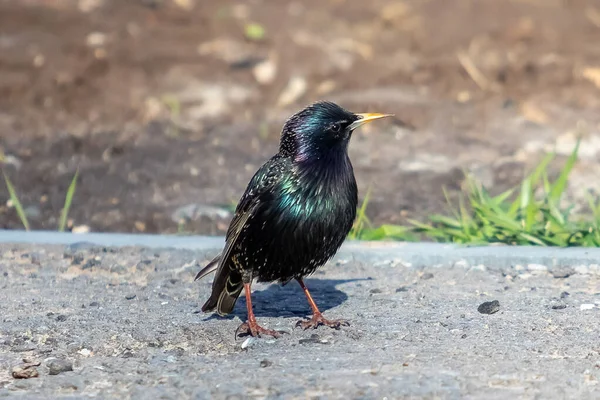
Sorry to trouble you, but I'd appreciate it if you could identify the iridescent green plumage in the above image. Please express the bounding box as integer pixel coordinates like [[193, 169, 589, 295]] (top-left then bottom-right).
[[196, 101, 390, 337]]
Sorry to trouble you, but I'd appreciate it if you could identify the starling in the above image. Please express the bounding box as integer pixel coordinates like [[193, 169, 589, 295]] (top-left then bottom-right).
[[195, 101, 391, 338]]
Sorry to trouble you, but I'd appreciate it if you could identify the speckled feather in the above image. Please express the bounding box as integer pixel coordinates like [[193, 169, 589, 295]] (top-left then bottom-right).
[[199, 102, 360, 315]]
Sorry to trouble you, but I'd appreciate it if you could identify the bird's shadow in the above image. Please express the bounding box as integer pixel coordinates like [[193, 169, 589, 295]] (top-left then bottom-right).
[[204, 278, 362, 320]]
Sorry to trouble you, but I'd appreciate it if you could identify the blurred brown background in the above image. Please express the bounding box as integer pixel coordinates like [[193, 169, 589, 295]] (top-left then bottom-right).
[[1, 0, 600, 234]]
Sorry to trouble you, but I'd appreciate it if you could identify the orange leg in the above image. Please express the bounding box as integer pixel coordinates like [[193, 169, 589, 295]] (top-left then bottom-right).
[[235, 282, 281, 338], [296, 278, 350, 330]]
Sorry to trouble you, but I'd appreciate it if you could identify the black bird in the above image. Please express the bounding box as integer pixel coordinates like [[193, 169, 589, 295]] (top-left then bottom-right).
[[195, 101, 391, 337]]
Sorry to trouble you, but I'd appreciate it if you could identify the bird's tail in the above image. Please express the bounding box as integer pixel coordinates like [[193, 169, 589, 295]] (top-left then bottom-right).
[[198, 256, 244, 316]]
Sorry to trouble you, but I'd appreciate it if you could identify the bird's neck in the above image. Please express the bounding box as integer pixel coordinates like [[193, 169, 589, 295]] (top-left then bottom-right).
[[294, 145, 354, 187]]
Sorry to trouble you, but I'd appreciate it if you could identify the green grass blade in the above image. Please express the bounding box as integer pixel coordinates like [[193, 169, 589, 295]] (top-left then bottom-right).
[[482, 212, 523, 231], [547, 200, 565, 226], [2, 171, 30, 231], [59, 169, 79, 232], [492, 188, 514, 206], [428, 214, 463, 229], [530, 152, 555, 185], [518, 232, 548, 246], [360, 224, 416, 241], [542, 172, 551, 196], [549, 139, 579, 202], [520, 177, 531, 209], [524, 199, 539, 231], [442, 186, 461, 221], [349, 186, 372, 239], [458, 195, 474, 235]]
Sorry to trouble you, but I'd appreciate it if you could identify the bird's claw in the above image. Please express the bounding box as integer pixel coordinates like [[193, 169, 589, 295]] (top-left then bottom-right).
[[235, 321, 286, 339], [295, 314, 350, 330]]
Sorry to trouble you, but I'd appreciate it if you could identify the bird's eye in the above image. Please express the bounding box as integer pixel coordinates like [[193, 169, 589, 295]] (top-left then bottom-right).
[[330, 123, 341, 133]]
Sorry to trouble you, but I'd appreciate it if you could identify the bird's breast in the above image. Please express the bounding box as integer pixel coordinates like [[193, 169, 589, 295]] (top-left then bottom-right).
[[280, 156, 357, 222], [244, 153, 358, 282]]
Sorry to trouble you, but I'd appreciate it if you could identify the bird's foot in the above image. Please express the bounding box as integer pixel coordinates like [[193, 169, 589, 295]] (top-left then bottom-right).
[[235, 320, 284, 339], [295, 313, 350, 330]]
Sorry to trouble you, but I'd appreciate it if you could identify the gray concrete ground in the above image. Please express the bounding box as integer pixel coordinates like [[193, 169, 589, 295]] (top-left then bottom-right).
[[1, 235, 600, 399]]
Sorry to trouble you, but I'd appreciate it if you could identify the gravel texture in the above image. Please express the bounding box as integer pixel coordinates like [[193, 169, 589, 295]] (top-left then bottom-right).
[[1, 242, 599, 399]]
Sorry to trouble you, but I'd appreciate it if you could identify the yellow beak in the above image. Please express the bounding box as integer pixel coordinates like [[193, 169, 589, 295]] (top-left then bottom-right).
[[348, 113, 394, 131]]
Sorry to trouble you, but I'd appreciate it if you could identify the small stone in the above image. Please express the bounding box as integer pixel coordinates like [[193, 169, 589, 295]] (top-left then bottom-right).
[[241, 337, 256, 350], [59, 378, 81, 390], [477, 300, 500, 315], [395, 286, 408, 292], [28, 253, 41, 266], [574, 265, 590, 275], [552, 267, 574, 279], [299, 334, 328, 345], [527, 264, 548, 272], [72, 225, 91, 234], [78, 348, 92, 357], [86, 32, 107, 47], [552, 304, 567, 310], [420, 272, 434, 280], [259, 359, 273, 368], [125, 294, 136, 300], [253, 58, 277, 85], [47, 359, 73, 375], [71, 254, 84, 265], [81, 258, 100, 270], [560, 292, 570, 299], [369, 288, 382, 294], [56, 315, 68, 322], [89, 301, 99, 307], [121, 350, 135, 358], [12, 363, 40, 379], [137, 260, 152, 270]]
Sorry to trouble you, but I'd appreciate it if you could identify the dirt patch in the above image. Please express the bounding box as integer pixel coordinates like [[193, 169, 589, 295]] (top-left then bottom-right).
[[1, 0, 600, 233]]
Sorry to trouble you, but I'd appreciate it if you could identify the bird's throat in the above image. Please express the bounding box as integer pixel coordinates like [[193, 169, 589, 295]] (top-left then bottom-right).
[[295, 146, 355, 192]]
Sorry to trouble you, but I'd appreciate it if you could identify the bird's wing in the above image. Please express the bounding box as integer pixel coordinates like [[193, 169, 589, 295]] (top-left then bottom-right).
[[193, 253, 220, 281], [195, 156, 288, 282], [195, 204, 256, 282], [194, 201, 258, 281]]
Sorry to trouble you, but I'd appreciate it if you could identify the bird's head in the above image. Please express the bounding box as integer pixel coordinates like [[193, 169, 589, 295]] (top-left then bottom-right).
[[279, 101, 392, 162]]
